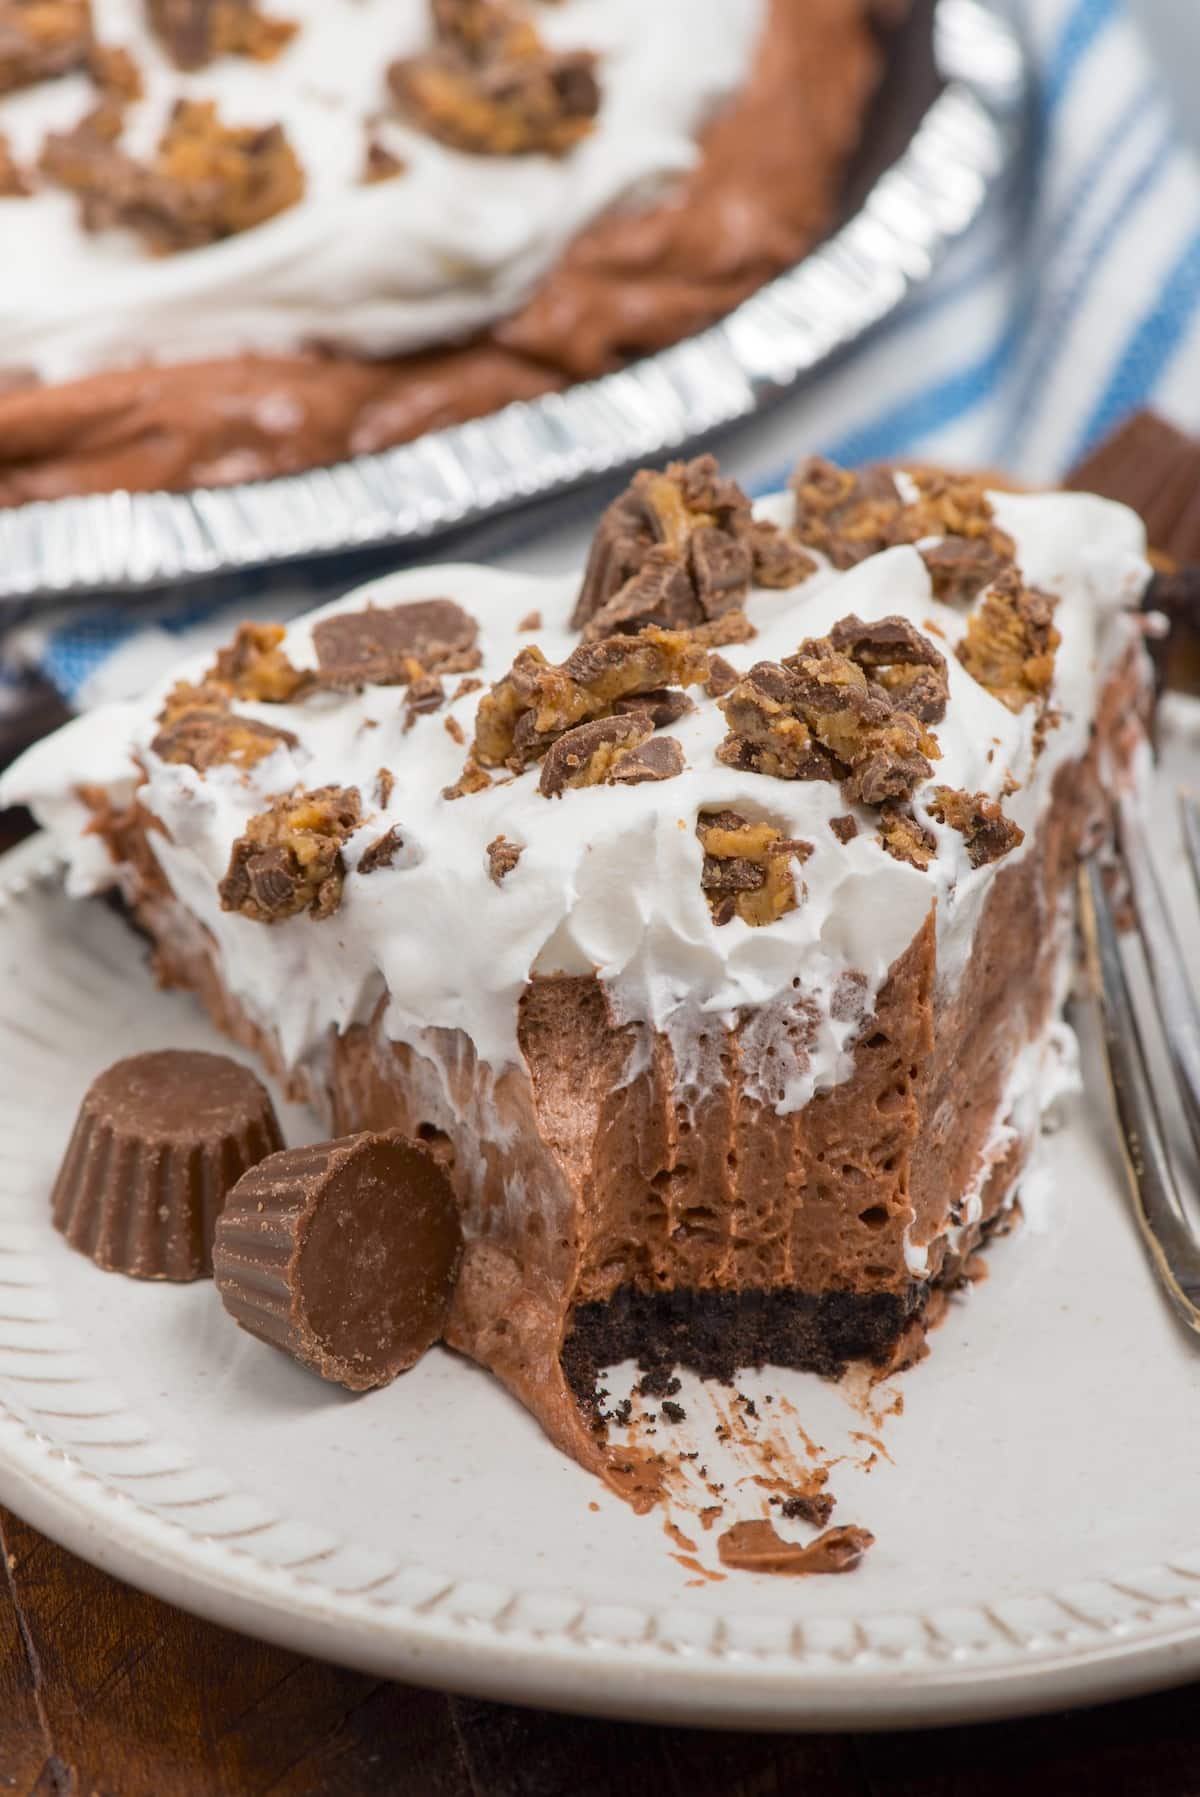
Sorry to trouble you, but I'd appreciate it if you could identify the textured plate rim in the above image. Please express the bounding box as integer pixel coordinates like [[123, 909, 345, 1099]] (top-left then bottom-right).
[[5, 1428, 1200, 1733], [3, 838, 1200, 1729], [0, 0, 1023, 608]]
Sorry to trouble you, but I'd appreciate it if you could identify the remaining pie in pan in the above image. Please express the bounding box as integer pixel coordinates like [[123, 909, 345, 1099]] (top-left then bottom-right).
[[4, 451, 1153, 1499], [0, 0, 903, 504]]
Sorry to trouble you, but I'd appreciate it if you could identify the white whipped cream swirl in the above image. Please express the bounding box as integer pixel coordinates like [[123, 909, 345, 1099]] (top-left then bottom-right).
[[2, 487, 1150, 1121], [0, 0, 763, 382]]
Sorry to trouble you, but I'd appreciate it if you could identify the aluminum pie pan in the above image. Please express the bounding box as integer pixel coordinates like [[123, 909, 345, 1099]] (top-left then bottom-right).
[[0, 0, 1022, 608]]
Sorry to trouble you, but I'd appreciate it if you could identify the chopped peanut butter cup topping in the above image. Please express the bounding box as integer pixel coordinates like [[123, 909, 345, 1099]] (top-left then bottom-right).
[[876, 801, 935, 871], [717, 615, 943, 807], [147, 0, 297, 71], [389, 0, 599, 159], [37, 97, 120, 204], [827, 613, 948, 725], [404, 673, 446, 729], [313, 600, 480, 690], [606, 734, 685, 786], [956, 569, 1061, 714], [460, 627, 709, 792], [0, 128, 30, 194], [486, 833, 522, 884], [362, 135, 406, 185], [920, 535, 1010, 605], [440, 760, 493, 802], [612, 687, 694, 729], [151, 685, 298, 773], [208, 622, 312, 704], [88, 40, 142, 101], [432, 0, 517, 57], [790, 457, 1014, 585], [220, 786, 362, 923], [927, 786, 1024, 868], [686, 610, 759, 650], [538, 714, 651, 797], [697, 809, 811, 928], [0, 0, 92, 97], [356, 823, 407, 874], [705, 655, 739, 699], [789, 459, 898, 569], [574, 455, 814, 639], [41, 97, 305, 252]]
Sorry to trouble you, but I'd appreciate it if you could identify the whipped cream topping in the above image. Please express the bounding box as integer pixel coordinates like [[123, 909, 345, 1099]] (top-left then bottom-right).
[[901, 891, 1082, 1279], [3, 485, 1150, 1129], [0, 0, 763, 383]]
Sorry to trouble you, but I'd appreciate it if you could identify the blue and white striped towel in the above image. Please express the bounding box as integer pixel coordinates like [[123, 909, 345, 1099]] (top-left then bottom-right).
[[6, 0, 1200, 717]]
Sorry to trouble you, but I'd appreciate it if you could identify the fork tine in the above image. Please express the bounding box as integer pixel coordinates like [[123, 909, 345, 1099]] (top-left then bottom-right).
[[1079, 860, 1200, 1333], [1180, 792, 1200, 904], [1117, 792, 1200, 1163]]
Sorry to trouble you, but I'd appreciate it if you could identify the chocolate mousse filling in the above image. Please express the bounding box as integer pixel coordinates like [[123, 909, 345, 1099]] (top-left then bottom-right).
[[0, 0, 898, 504], [558, 645, 1150, 1420]]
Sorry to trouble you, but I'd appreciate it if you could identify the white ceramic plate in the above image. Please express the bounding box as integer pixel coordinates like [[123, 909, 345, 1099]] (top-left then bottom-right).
[[1, 705, 1199, 1732]]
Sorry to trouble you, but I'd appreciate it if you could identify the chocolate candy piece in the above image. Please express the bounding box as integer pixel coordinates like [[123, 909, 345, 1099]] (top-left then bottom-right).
[[312, 600, 479, 689], [1066, 410, 1200, 693], [212, 1132, 462, 1390], [1066, 410, 1200, 563], [51, 1051, 283, 1281]]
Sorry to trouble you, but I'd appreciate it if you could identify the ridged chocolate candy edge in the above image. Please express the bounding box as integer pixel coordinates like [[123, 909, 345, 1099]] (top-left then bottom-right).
[[212, 1139, 357, 1377], [51, 1084, 282, 1281]]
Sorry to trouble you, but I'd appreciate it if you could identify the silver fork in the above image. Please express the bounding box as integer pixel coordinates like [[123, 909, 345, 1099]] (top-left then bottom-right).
[[1079, 791, 1200, 1332]]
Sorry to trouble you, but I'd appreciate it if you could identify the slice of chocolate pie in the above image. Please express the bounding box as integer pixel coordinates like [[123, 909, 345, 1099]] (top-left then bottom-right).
[[0, 0, 902, 504], [3, 453, 1153, 1498]]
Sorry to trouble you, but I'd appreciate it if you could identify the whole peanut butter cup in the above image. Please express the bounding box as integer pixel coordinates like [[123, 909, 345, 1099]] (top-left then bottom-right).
[[1066, 409, 1200, 690], [212, 1131, 463, 1390], [51, 1050, 284, 1281]]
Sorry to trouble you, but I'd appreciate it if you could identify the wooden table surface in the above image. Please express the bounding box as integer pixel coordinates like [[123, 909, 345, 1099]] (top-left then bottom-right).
[[1, 1498, 1199, 1796]]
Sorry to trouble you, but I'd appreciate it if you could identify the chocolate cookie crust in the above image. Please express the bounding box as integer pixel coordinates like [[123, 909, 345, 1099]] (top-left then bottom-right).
[[561, 1283, 924, 1394]]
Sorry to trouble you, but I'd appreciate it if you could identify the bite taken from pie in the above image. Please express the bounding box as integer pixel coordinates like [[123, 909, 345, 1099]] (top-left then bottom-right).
[[0, 0, 903, 504], [3, 452, 1153, 1504]]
